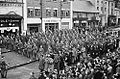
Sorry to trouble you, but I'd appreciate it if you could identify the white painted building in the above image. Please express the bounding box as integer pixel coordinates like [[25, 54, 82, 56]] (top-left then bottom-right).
[[0, 0, 24, 35]]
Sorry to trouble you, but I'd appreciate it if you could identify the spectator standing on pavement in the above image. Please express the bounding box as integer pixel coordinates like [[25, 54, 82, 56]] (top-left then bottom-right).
[[29, 72, 37, 79], [39, 55, 45, 73]]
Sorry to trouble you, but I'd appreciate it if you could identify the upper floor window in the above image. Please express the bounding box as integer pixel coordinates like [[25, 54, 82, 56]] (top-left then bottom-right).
[[105, 8, 107, 12], [97, 7, 99, 10], [111, 3, 114, 6], [53, 0, 57, 2], [61, 10, 65, 18], [63, 0, 67, 2], [27, 8, 34, 17], [53, 9, 58, 17], [66, 10, 70, 17], [35, 9, 40, 16], [105, 2, 107, 4], [46, 9, 51, 17]]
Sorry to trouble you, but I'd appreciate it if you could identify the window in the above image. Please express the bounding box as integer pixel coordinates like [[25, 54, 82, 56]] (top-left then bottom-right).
[[101, 1, 103, 4], [53, 0, 56, 1], [35, 9, 40, 16], [27, 8, 34, 17], [46, 9, 51, 17], [97, 0, 99, 3], [63, 0, 67, 2], [61, 10, 65, 18], [105, 8, 106, 12], [105, 2, 107, 4], [111, 9, 113, 15], [101, 7, 103, 12], [111, 3, 114, 6], [53, 10, 58, 17], [66, 10, 70, 17], [97, 7, 99, 10]]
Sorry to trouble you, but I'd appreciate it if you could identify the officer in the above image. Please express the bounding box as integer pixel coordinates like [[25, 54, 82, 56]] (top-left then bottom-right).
[[0, 56, 9, 78]]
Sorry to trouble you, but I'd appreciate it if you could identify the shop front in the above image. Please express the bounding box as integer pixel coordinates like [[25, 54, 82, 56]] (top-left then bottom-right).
[[27, 24, 41, 33], [43, 18, 60, 32], [0, 14, 23, 36], [73, 17, 88, 29]]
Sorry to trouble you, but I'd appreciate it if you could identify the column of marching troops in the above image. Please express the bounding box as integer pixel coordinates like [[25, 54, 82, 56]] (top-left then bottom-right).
[[0, 28, 120, 79]]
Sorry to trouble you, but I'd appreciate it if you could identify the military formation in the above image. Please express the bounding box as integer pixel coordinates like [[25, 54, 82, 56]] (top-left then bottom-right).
[[0, 28, 120, 78]]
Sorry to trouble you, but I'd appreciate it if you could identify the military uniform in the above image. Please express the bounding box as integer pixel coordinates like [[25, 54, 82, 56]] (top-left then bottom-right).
[[0, 61, 8, 78]]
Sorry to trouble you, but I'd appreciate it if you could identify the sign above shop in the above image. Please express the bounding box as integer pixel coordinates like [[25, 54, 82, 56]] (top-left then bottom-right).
[[43, 19, 59, 23], [0, 0, 22, 3], [0, 19, 20, 23]]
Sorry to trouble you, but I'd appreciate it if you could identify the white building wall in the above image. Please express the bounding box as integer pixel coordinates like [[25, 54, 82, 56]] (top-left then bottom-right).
[[27, 18, 41, 24], [23, 0, 27, 35], [0, 6, 22, 16]]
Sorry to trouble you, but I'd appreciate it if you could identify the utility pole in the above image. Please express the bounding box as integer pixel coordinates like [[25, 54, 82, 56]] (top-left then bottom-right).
[[40, 0, 43, 32]]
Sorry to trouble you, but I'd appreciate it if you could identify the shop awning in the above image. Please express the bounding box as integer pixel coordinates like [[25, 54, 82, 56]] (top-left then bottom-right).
[[0, 27, 19, 33]]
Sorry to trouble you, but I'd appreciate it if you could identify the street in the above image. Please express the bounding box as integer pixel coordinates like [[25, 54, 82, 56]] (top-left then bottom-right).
[[0, 49, 39, 79]]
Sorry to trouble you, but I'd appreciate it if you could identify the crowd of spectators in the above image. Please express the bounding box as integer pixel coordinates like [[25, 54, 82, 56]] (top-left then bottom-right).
[[0, 29, 120, 79]]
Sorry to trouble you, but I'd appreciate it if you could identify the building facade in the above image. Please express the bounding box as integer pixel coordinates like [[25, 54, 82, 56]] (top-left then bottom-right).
[[42, 0, 71, 32], [26, 0, 41, 33], [72, 0, 99, 29], [94, 0, 116, 26], [24, 0, 99, 33], [0, 0, 23, 35]]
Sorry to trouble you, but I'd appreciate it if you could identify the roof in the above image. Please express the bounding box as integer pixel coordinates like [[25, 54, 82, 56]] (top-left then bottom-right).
[[72, 0, 99, 13]]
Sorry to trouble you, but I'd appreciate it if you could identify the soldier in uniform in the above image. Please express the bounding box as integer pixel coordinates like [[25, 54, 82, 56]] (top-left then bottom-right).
[[0, 56, 9, 78]]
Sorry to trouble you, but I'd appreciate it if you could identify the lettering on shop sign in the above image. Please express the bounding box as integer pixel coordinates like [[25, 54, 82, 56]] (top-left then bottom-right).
[[0, 0, 22, 3], [0, 19, 20, 22], [44, 20, 58, 23]]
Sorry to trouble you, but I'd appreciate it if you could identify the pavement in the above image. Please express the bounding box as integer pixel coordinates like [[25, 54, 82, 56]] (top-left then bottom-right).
[[0, 49, 40, 79]]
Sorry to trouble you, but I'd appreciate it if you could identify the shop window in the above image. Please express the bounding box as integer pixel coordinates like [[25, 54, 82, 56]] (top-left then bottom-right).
[[53, 10, 58, 17], [46, 9, 51, 17], [35, 9, 40, 16], [27, 8, 34, 17]]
